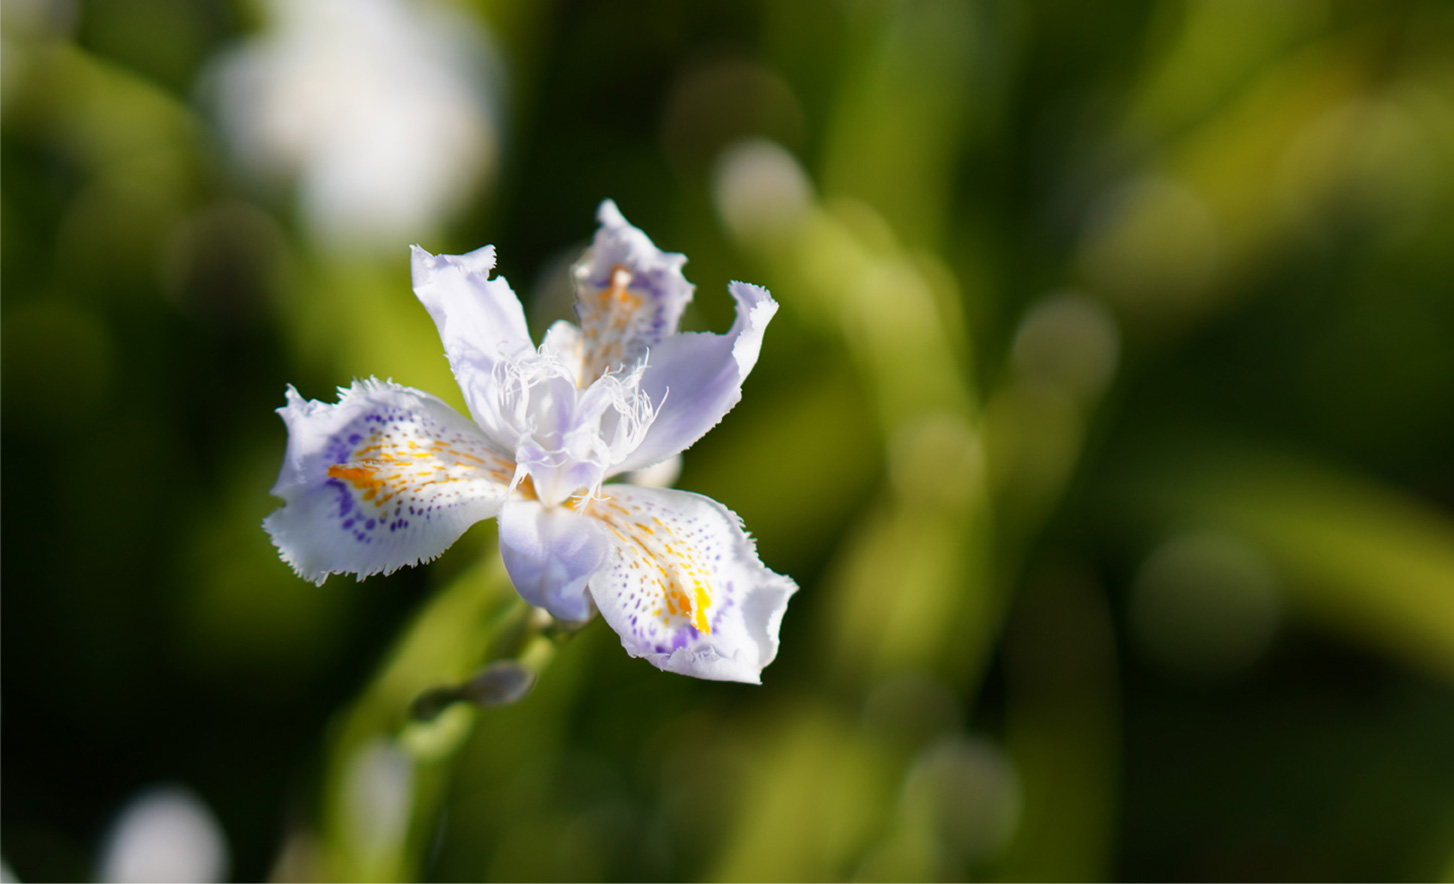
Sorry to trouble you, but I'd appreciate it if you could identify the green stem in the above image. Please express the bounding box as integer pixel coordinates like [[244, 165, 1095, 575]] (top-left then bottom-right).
[[302, 552, 565, 882]]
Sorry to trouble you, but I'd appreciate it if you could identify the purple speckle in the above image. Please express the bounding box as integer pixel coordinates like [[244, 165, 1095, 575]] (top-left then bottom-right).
[[365, 519, 376, 530], [325, 478, 354, 518], [663, 628, 692, 653]]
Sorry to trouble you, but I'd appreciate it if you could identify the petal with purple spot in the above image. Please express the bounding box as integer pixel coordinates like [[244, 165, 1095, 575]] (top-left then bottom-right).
[[264, 379, 512, 584], [570, 200, 695, 382], [584, 484, 797, 683]]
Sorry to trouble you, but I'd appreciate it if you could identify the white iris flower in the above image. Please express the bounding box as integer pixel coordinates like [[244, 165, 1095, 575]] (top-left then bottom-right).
[[264, 202, 797, 683]]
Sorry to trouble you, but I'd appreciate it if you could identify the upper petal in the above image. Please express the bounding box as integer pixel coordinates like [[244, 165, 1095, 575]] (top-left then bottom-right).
[[497, 499, 612, 622], [611, 281, 778, 475], [571, 200, 695, 382], [584, 485, 798, 683], [411, 243, 535, 436], [264, 379, 514, 584]]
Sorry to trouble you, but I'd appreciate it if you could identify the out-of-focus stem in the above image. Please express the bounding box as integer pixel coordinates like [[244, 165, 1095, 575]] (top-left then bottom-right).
[[276, 549, 567, 882]]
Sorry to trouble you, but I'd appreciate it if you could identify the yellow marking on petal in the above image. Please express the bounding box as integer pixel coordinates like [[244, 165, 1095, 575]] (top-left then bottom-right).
[[577, 264, 655, 383], [590, 498, 715, 635], [329, 463, 385, 493], [692, 580, 711, 634], [329, 434, 519, 512], [513, 475, 539, 501]]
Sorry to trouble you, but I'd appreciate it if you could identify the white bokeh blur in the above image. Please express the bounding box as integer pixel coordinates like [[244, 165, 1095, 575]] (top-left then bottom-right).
[[206, 0, 501, 252], [712, 138, 813, 249], [96, 784, 229, 883]]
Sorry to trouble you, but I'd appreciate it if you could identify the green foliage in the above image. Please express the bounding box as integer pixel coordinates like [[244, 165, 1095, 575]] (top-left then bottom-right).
[[4, 0, 1453, 881]]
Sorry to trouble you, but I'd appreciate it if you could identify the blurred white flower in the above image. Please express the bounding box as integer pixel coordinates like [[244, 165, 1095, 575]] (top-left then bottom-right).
[[96, 784, 229, 883], [207, 0, 501, 251]]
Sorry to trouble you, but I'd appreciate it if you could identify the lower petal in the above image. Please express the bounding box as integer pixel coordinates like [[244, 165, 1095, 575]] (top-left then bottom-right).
[[585, 485, 798, 683], [264, 379, 513, 584], [498, 499, 611, 622]]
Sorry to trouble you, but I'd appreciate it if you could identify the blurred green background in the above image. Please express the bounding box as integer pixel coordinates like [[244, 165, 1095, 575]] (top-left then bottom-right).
[[4, 0, 1454, 880]]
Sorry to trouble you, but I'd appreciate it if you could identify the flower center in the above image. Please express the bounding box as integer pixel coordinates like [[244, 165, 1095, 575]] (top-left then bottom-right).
[[486, 347, 655, 507]]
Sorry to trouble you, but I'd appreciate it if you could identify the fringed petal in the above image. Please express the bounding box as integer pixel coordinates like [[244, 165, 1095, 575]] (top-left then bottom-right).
[[264, 379, 513, 584], [584, 485, 797, 683], [612, 281, 778, 474]]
